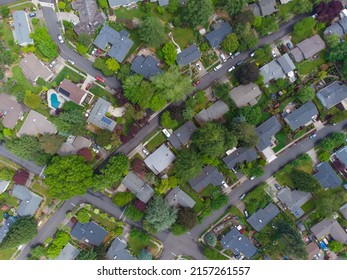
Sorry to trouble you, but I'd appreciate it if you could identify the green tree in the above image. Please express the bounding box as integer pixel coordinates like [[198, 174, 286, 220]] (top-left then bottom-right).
[[0, 217, 37, 249], [293, 17, 316, 41], [53, 110, 86, 135], [93, 57, 114, 76], [240, 106, 262, 125], [290, 169, 322, 192], [1, 7, 10, 18], [0, 168, 15, 181], [296, 86, 315, 103], [31, 27, 59, 60], [325, 34, 340, 48], [155, 176, 178, 194], [175, 150, 203, 182], [205, 232, 217, 247], [160, 111, 178, 129], [171, 223, 188, 235], [291, 0, 313, 14], [235, 62, 259, 85], [327, 41, 347, 62], [58, 1, 66, 10], [76, 43, 88, 55], [213, 83, 230, 101], [226, 0, 246, 16], [96, 130, 113, 147], [76, 248, 98, 260], [255, 15, 279, 37], [176, 207, 197, 229], [235, 22, 258, 51], [139, 17, 166, 47], [46, 231, 70, 259], [39, 134, 64, 155], [117, 64, 131, 82], [106, 58, 120, 72], [145, 195, 177, 232], [24, 91, 41, 109], [122, 74, 145, 104], [125, 204, 145, 221], [167, 0, 180, 13], [203, 246, 228, 260], [182, 0, 213, 28], [138, 249, 152, 260], [230, 121, 259, 147], [162, 42, 177, 65], [112, 192, 135, 207], [76, 209, 90, 223], [29, 245, 47, 260], [221, 33, 239, 54], [45, 155, 94, 199], [328, 240, 344, 253], [77, 33, 92, 46]]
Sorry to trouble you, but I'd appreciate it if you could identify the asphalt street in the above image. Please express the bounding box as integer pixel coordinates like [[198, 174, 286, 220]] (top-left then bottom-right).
[[0, 0, 19, 5], [42, 7, 121, 89]]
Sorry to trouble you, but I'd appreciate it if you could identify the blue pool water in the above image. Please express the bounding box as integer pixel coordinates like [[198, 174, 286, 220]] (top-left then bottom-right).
[[51, 93, 60, 109]]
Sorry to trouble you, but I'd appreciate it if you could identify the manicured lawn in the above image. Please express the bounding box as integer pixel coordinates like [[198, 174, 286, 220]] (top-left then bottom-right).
[[294, 127, 307, 139], [297, 51, 326, 76], [145, 132, 166, 152], [243, 184, 271, 215], [32, 183, 51, 208], [200, 185, 219, 197], [53, 67, 84, 85], [0, 248, 16, 260], [10, 2, 35, 10], [114, 6, 146, 20], [273, 130, 288, 153], [1, 21, 20, 55], [88, 210, 119, 231], [171, 27, 196, 49], [12, 66, 42, 94], [89, 84, 116, 105], [301, 198, 316, 213]]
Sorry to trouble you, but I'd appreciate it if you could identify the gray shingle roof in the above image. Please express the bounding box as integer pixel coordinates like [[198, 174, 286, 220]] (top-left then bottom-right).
[[87, 98, 117, 131], [277, 187, 312, 218], [71, 221, 108, 246], [108, 0, 141, 7], [324, 22, 345, 37], [0, 216, 16, 244], [188, 165, 225, 192], [284, 101, 318, 131], [223, 147, 258, 169], [168, 121, 197, 150], [93, 25, 133, 62], [176, 45, 201, 67], [158, 0, 169, 6], [317, 81, 347, 109], [314, 162, 342, 189], [311, 218, 347, 243], [247, 203, 280, 232], [121, 172, 154, 203], [12, 185, 42, 217], [258, 0, 276, 16], [144, 144, 176, 175], [206, 22, 233, 48], [0, 94, 22, 129], [256, 116, 282, 151], [56, 243, 80, 260], [335, 146, 347, 168], [106, 237, 135, 260], [194, 100, 229, 124], [296, 34, 326, 60], [130, 55, 163, 80], [277, 53, 296, 74], [229, 83, 262, 107], [339, 203, 347, 220], [249, 3, 261, 17], [0, 180, 10, 194], [260, 60, 285, 84], [289, 47, 305, 63], [12, 11, 33, 46], [165, 187, 196, 208], [18, 110, 57, 136], [221, 227, 258, 258], [19, 53, 54, 83], [339, 16, 347, 34]]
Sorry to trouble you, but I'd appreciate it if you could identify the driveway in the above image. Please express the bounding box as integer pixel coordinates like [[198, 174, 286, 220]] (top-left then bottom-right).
[[57, 12, 79, 23]]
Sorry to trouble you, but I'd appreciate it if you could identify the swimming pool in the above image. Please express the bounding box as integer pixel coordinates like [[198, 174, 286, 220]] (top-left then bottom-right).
[[50, 93, 60, 109]]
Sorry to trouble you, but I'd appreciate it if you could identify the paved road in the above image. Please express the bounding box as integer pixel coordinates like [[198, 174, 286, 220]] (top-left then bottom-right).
[[42, 7, 121, 89], [0, 0, 20, 5], [0, 145, 44, 176]]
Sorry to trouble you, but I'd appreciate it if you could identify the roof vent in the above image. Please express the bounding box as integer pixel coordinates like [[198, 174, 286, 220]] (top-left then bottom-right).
[[238, 237, 242, 240], [259, 219, 263, 223]]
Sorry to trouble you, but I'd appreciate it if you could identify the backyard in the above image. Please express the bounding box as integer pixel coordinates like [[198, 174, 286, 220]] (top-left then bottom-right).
[[12, 66, 42, 94], [297, 51, 326, 76]]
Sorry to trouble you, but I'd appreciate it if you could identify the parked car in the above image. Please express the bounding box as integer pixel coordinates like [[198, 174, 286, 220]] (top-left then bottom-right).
[[162, 129, 171, 137], [250, 52, 255, 57], [236, 60, 244, 66], [193, 80, 200, 87], [239, 193, 246, 200], [228, 66, 235, 72], [220, 53, 227, 62], [67, 59, 74, 65], [274, 183, 281, 190], [49, 60, 57, 68], [70, 20, 77, 26], [28, 13, 36, 18], [195, 63, 201, 71], [230, 52, 240, 59], [312, 13, 318, 18], [309, 133, 317, 139], [85, 83, 92, 90], [95, 76, 105, 83], [213, 64, 222, 71], [271, 49, 277, 58], [231, 167, 237, 174], [244, 210, 249, 218], [58, 35, 64, 43], [250, 176, 256, 180], [142, 148, 150, 156], [286, 42, 293, 50]]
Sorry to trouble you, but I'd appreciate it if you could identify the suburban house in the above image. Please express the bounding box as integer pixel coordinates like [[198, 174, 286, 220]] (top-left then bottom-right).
[[106, 237, 135, 260], [229, 83, 262, 108], [335, 146, 347, 169], [93, 25, 133, 63], [19, 53, 54, 84], [256, 116, 282, 159], [56, 243, 80, 260], [259, 54, 296, 84], [222, 147, 258, 171], [165, 187, 196, 208], [314, 162, 342, 189], [0, 216, 16, 244], [71, 221, 108, 246], [57, 136, 92, 156], [249, 0, 276, 17], [289, 34, 326, 63], [221, 227, 258, 259], [176, 45, 202, 67], [306, 242, 321, 260], [18, 110, 57, 137], [87, 98, 117, 131], [339, 203, 347, 220], [277, 187, 312, 218], [283, 101, 318, 131], [205, 22, 233, 49], [144, 144, 176, 175], [72, 0, 106, 35], [246, 203, 280, 232], [12, 11, 33, 46], [194, 100, 229, 125], [188, 165, 226, 192], [0, 94, 23, 129], [121, 171, 154, 203], [310, 218, 347, 244], [316, 81, 347, 110], [107, 0, 141, 8], [324, 17, 347, 37], [12, 185, 42, 217], [168, 121, 197, 151], [58, 79, 87, 105], [130, 55, 163, 80], [0, 180, 10, 194]]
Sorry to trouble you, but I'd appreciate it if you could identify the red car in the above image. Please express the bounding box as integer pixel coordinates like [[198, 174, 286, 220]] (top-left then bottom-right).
[[193, 80, 200, 87], [95, 76, 105, 83], [85, 83, 92, 90]]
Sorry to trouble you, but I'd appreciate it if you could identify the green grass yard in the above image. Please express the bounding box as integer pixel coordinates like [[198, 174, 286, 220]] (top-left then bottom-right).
[[0, 191, 18, 224], [273, 130, 288, 153], [145, 132, 166, 152], [243, 184, 271, 215], [89, 84, 116, 105], [297, 51, 326, 76], [180, 184, 205, 213], [171, 27, 196, 49], [12, 66, 42, 94], [0, 248, 16, 260], [53, 67, 84, 85], [32, 183, 51, 208], [301, 198, 316, 213]]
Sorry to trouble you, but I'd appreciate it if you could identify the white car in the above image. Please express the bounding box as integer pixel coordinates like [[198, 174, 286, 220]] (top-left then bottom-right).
[[271, 50, 277, 58], [142, 148, 150, 156], [67, 59, 75, 65], [213, 64, 222, 71], [195, 63, 201, 71], [250, 176, 256, 180], [162, 128, 171, 137], [220, 53, 227, 62], [49, 60, 57, 68], [250, 52, 255, 57], [228, 66, 235, 72], [58, 35, 64, 43], [70, 20, 77, 26]]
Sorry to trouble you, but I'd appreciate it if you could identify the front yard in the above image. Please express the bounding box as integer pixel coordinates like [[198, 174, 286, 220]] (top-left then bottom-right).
[[145, 132, 166, 152], [89, 84, 117, 105], [53, 66, 84, 85]]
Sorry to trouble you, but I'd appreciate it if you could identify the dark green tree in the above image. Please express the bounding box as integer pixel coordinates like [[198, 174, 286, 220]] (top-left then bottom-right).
[[296, 86, 315, 103], [240, 106, 262, 125], [221, 33, 239, 54], [235, 63, 259, 85], [290, 169, 322, 192], [53, 110, 86, 135], [226, 0, 246, 16], [230, 121, 259, 147], [96, 130, 113, 147], [139, 17, 166, 47], [125, 204, 145, 221], [176, 207, 198, 229], [31, 27, 59, 60], [76, 248, 98, 260], [175, 150, 203, 182], [182, 0, 213, 28], [39, 134, 64, 155], [112, 192, 135, 207], [204, 232, 217, 247]]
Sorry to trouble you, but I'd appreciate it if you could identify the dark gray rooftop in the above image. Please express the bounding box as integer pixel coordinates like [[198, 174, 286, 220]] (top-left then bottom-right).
[[260, 60, 285, 84], [223, 147, 258, 169], [158, 0, 169, 6], [56, 243, 80, 260], [106, 237, 135, 260], [0, 217, 16, 244], [71, 221, 108, 246], [296, 34, 326, 60], [168, 121, 197, 150], [87, 98, 117, 131], [277, 187, 312, 218], [256, 116, 282, 151], [284, 101, 318, 131], [176, 45, 201, 67], [314, 162, 342, 190], [93, 25, 133, 62], [317, 81, 347, 109], [340, 203, 347, 220], [324, 17, 347, 37], [221, 227, 257, 259], [335, 146, 347, 168], [108, 0, 141, 7], [144, 144, 176, 175], [194, 100, 229, 124], [277, 53, 296, 74], [12, 185, 42, 217], [247, 203, 280, 232], [130, 55, 163, 80], [206, 22, 233, 48], [165, 187, 196, 208], [188, 165, 225, 192], [258, 0, 276, 16], [12, 11, 33, 46], [121, 171, 154, 203]]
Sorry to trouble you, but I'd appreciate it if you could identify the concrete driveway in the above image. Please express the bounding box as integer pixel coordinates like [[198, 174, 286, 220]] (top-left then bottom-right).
[[57, 12, 79, 23]]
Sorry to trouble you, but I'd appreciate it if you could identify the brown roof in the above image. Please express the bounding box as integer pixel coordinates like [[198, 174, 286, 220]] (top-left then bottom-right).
[[19, 53, 53, 83], [310, 218, 347, 244], [0, 94, 23, 129], [229, 83, 262, 107], [58, 79, 86, 105], [306, 242, 320, 260]]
